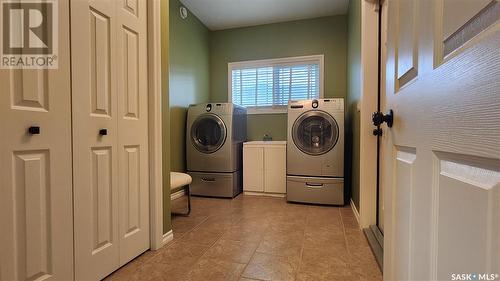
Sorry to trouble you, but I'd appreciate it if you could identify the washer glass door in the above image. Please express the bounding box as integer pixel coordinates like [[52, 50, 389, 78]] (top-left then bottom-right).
[[292, 111, 339, 155], [191, 114, 227, 153]]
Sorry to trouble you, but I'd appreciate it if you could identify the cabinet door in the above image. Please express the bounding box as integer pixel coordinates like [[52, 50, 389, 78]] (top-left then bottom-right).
[[264, 146, 286, 194], [243, 146, 264, 192], [0, 1, 73, 280]]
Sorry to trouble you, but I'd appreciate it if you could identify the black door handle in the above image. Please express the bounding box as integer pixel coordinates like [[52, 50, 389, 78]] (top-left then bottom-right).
[[372, 109, 394, 128], [28, 126, 40, 135], [99, 128, 108, 136]]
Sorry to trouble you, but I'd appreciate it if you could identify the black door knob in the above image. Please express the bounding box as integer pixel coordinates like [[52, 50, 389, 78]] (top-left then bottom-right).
[[28, 126, 40, 135], [99, 128, 108, 136], [372, 109, 394, 128]]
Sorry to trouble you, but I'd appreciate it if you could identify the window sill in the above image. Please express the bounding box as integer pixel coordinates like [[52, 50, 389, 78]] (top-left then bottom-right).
[[246, 107, 287, 115]]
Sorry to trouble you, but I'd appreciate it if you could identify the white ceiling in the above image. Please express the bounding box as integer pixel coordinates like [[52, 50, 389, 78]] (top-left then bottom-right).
[[179, 0, 349, 31]]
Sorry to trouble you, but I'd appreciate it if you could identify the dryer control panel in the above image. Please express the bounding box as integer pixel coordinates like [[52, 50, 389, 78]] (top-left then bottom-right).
[[288, 98, 344, 111], [189, 103, 239, 115]]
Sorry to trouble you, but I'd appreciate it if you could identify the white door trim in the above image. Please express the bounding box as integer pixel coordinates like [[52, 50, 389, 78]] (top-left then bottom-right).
[[147, 0, 164, 251], [358, 0, 379, 229]]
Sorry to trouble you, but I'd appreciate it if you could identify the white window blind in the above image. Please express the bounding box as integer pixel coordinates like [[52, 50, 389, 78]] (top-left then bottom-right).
[[229, 56, 323, 113]]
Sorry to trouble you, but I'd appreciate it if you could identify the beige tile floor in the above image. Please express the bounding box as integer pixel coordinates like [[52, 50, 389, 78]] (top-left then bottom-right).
[[105, 195, 382, 281]]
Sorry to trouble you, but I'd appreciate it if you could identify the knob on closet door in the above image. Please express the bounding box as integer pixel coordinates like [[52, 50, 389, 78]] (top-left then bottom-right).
[[28, 126, 40, 134]]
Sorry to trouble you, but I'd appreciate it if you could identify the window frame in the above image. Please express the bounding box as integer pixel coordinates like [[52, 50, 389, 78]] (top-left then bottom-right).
[[227, 55, 325, 114]]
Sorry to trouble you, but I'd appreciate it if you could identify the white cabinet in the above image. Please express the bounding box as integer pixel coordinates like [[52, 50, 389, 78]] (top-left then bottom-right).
[[243, 141, 286, 196]]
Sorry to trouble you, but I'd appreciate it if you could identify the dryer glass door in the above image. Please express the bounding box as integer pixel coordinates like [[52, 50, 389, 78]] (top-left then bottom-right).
[[191, 114, 227, 153], [292, 111, 339, 156]]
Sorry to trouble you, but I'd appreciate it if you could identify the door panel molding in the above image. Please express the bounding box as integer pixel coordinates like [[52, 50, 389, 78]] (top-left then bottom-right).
[[390, 146, 417, 280], [123, 145, 141, 236], [431, 152, 500, 280], [90, 8, 112, 117], [122, 26, 140, 120], [13, 150, 52, 281], [91, 147, 114, 253], [10, 70, 49, 111], [434, 0, 500, 66], [124, 0, 139, 17], [394, 0, 419, 90]]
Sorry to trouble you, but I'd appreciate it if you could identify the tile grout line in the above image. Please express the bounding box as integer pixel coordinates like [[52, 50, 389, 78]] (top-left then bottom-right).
[[171, 211, 211, 240], [339, 208, 351, 254], [237, 216, 271, 280], [339, 207, 358, 279], [293, 205, 312, 280], [182, 200, 264, 280], [175, 210, 228, 280]]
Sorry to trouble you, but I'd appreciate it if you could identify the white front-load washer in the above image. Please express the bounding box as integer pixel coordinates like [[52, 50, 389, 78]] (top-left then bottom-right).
[[286, 98, 344, 205]]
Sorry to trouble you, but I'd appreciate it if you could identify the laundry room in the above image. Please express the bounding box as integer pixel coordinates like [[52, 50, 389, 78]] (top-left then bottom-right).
[[168, 0, 359, 213], [163, 0, 379, 279], [2, 0, 497, 279], [168, 0, 351, 199]]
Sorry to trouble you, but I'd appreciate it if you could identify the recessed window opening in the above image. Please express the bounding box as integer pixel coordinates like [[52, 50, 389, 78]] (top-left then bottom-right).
[[228, 55, 324, 114]]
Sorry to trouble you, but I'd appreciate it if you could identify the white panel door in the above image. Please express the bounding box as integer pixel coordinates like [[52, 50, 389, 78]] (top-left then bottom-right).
[[116, 0, 150, 265], [381, 1, 500, 280], [0, 1, 74, 280], [71, 0, 149, 279], [71, 0, 120, 279]]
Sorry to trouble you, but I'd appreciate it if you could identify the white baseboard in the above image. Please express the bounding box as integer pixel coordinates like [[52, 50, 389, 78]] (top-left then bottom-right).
[[171, 190, 185, 200], [350, 199, 360, 225], [161, 230, 173, 247], [244, 191, 286, 198]]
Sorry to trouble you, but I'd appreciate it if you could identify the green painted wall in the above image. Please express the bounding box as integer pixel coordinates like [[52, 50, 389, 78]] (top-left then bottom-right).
[[247, 114, 287, 141], [347, 0, 362, 210], [161, 0, 171, 234], [210, 16, 348, 141], [169, 0, 210, 172]]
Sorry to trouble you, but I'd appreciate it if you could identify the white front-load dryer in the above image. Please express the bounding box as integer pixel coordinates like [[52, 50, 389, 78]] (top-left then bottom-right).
[[286, 98, 344, 205]]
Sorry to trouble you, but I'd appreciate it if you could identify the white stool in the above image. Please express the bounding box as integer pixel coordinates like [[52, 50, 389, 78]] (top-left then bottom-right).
[[170, 172, 192, 216]]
